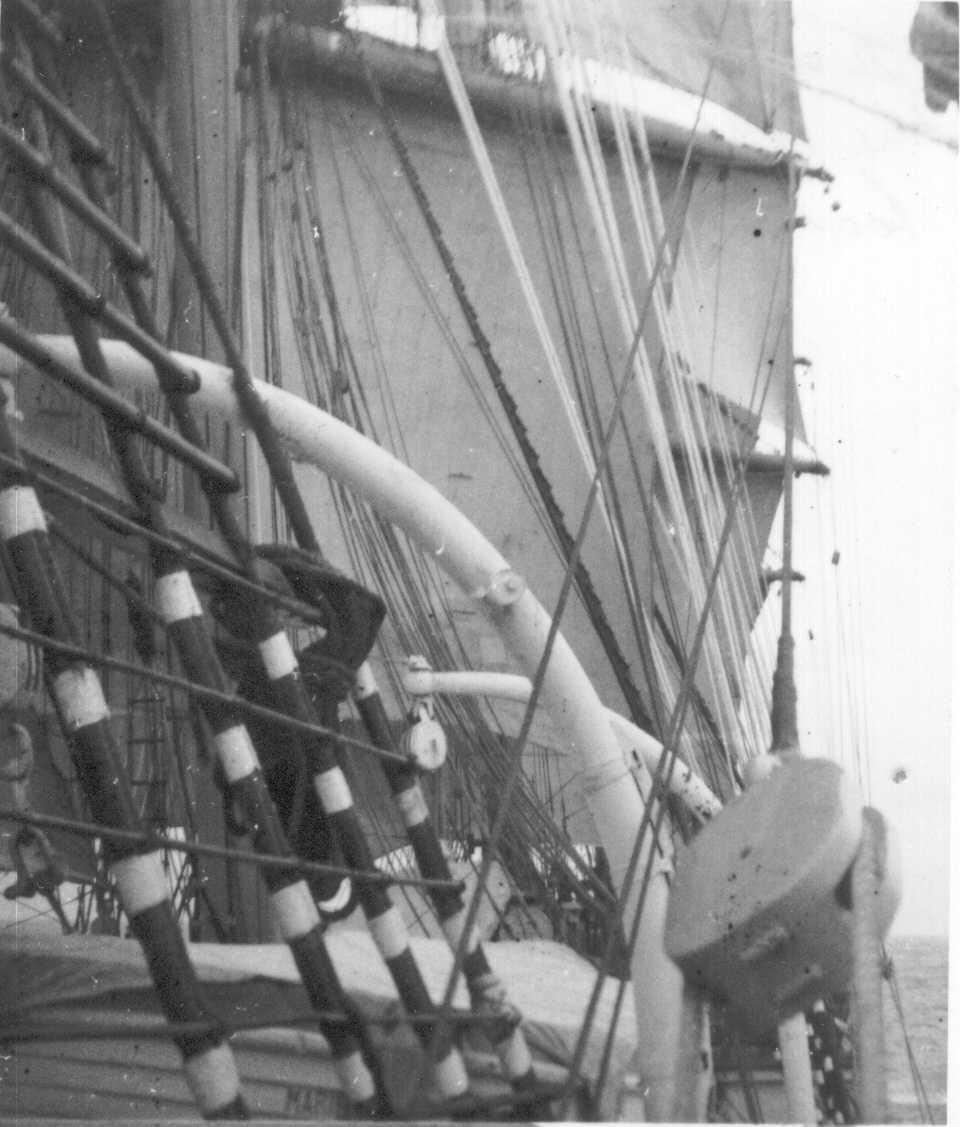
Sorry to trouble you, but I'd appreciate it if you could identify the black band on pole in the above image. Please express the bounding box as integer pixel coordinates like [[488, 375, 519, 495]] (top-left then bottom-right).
[[151, 596, 385, 1110], [264, 657, 469, 1095], [0, 478, 247, 1118], [14, 18, 467, 1106], [354, 683, 535, 1086]]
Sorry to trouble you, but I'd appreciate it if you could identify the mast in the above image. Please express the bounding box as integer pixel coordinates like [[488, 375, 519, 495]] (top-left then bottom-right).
[[761, 159, 817, 1123], [769, 286, 800, 757], [163, 0, 241, 369], [162, 0, 262, 940]]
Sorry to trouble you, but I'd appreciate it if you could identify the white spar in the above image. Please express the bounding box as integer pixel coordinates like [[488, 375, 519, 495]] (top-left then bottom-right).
[[401, 663, 722, 823]]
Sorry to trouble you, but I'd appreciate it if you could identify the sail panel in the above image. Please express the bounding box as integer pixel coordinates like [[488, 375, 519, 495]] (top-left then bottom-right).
[[250, 44, 800, 845], [665, 162, 799, 436], [579, 1, 806, 138], [260, 74, 660, 716], [348, 1, 806, 140]]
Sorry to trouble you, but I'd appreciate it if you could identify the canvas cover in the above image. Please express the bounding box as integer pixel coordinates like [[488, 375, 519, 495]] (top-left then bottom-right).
[[0, 927, 636, 1116]]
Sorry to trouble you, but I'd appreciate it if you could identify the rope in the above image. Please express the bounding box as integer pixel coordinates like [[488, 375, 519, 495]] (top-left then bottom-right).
[[89, 0, 319, 554], [0, 618, 407, 766], [768, 157, 801, 757], [569, 466, 751, 1112], [0, 451, 328, 629], [883, 954, 935, 1122], [533, 0, 752, 764], [520, 102, 701, 723], [418, 0, 608, 515], [511, 105, 669, 732], [351, 31, 653, 732], [438, 49, 748, 1110], [0, 805, 464, 893], [261, 53, 612, 926]]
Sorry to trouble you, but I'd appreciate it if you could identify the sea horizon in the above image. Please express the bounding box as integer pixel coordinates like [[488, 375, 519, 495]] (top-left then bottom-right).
[[883, 934, 948, 1124]]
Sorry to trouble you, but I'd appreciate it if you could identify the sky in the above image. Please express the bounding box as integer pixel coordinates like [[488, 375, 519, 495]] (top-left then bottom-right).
[[783, 2, 956, 938]]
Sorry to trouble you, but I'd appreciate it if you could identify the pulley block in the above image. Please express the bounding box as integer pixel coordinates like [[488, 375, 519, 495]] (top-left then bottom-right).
[[402, 698, 447, 771]]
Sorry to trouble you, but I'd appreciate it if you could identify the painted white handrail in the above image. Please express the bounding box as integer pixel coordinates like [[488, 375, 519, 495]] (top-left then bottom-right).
[[401, 664, 722, 823]]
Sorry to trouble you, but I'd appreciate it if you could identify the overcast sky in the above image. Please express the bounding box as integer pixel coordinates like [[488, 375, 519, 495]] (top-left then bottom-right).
[[783, 2, 956, 937]]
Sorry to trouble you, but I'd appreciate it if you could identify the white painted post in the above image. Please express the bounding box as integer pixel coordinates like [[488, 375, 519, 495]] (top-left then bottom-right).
[[851, 809, 887, 1123]]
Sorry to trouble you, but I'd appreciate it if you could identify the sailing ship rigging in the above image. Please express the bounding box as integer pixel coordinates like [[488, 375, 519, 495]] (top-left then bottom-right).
[[0, 0, 928, 1121]]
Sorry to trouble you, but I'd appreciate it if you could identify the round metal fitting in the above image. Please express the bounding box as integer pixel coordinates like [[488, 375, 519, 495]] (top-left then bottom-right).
[[403, 717, 448, 771], [484, 568, 526, 607]]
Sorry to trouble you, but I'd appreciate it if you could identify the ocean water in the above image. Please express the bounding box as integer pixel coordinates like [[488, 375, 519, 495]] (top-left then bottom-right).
[[884, 935, 948, 1124]]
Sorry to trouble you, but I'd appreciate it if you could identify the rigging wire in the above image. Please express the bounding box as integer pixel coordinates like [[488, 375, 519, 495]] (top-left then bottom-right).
[[252, 33, 287, 544], [259, 46, 610, 912], [825, 360, 872, 787], [522, 116, 706, 760], [265, 0, 784, 960], [531, 8, 757, 779], [589, 0, 781, 767], [422, 5, 756, 1086], [535, 0, 762, 769], [567, 464, 752, 1112], [0, 804, 464, 893], [262, 4, 793, 910], [90, 0, 320, 556], [0, 616, 409, 768], [289, 77, 554, 653], [510, 102, 668, 737], [678, 158, 795, 715], [882, 953, 936, 1123], [417, 0, 616, 531], [319, 105, 551, 538], [511, 0, 823, 1103], [0, 447, 329, 627], [346, 35, 654, 731]]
